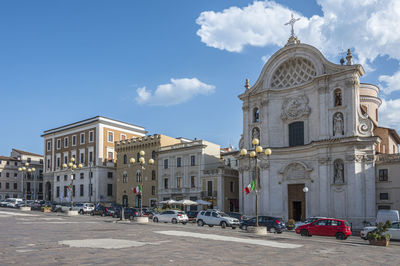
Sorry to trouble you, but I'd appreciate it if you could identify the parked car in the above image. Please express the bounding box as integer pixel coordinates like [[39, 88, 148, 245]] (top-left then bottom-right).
[[107, 206, 120, 216], [376, 210, 399, 224], [113, 208, 140, 220], [296, 218, 352, 240], [240, 216, 286, 233], [90, 205, 108, 216], [0, 198, 13, 207], [72, 203, 95, 214], [142, 210, 156, 219], [226, 212, 247, 221], [187, 211, 199, 222], [360, 221, 400, 240], [294, 216, 327, 229], [51, 203, 71, 212], [6, 198, 23, 208], [196, 210, 240, 229], [153, 210, 188, 224]]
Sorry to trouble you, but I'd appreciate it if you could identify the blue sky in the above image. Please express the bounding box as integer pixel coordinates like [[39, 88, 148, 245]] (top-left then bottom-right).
[[1, 0, 400, 156]]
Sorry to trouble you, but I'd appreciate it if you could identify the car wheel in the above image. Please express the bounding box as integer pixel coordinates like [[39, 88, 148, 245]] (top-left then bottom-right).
[[197, 220, 204, 227], [269, 227, 276, 234], [336, 232, 346, 240], [182, 222, 187, 225], [208, 225, 214, 227], [241, 225, 247, 230], [129, 215, 134, 220], [221, 221, 227, 229], [231, 227, 236, 230], [172, 218, 178, 224], [113, 214, 117, 218], [79, 210, 84, 214], [300, 229, 309, 237], [153, 217, 159, 223], [101, 213, 105, 217], [90, 212, 94, 216]]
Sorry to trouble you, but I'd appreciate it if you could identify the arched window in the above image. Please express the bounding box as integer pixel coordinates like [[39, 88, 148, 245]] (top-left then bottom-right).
[[333, 112, 344, 136], [136, 170, 141, 182], [152, 151, 156, 160], [334, 89, 342, 107], [123, 154, 127, 164], [289, 122, 304, 147], [333, 159, 344, 184], [253, 107, 260, 123]]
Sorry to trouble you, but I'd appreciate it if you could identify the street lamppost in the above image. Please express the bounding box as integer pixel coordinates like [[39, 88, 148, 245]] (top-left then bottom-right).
[[62, 158, 82, 210], [88, 161, 94, 203], [18, 163, 35, 201], [129, 150, 154, 217], [303, 186, 309, 220], [240, 138, 271, 227]]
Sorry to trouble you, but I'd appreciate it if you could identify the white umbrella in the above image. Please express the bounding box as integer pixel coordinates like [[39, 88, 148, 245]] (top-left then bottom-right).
[[196, 199, 212, 205], [175, 199, 198, 206], [160, 199, 178, 204]]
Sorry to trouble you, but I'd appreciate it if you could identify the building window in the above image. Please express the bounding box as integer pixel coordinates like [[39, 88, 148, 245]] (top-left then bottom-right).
[[108, 172, 113, 179], [80, 152, 84, 164], [164, 159, 168, 169], [122, 173, 127, 183], [108, 131, 114, 142], [80, 173, 84, 179], [14, 183, 17, 190], [89, 151, 93, 163], [6, 183, 9, 189], [64, 137, 69, 148], [64, 175, 67, 181], [6, 173, 9, 178], [378, 205, 391, 210], [136, 171, 141, 182], [253, 107, 260, 122], [207, 181, 213, 197], [379, 169, 388, 181], [57, 139, 61, 150], [191, 176, 195, 188], [120, 134, 126, 141], [152, 186, 155, 195], [191, 155, 195, 166], [80, 133, 85, 144], [334, 89, 342, 106], [177, 157, 182, 167], [289, 121, 304, 147], [56, 186, 60, 198], [152, 170, 156, 180], [47, 159, 50, 169], [56, 175, 60, 182], [230, 181, 234, 192], [152, 151, 156, 160], [137, 152, 140, 162], [27, 157, 31, 163], [89, 131, 94, 142], [72, 135, 77, 146], [57, 157, 60, 168], [89, 184, 93, 196], [80, 184, 84, 197], [64, 155, 68, 164], [108, 152, 113, 162], [107, 184, 113, 196], [72, 185, 75, 197], [47, 141, 51, 151], [177, 177, 182, 188], [123, 154, 127, 164], [164, 178, 169, 189], [380, 193, 389, 200], [40, 159, 43, 164]]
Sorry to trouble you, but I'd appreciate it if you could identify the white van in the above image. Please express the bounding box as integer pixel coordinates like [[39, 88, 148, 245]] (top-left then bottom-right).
[[376, 210, 400, 224]]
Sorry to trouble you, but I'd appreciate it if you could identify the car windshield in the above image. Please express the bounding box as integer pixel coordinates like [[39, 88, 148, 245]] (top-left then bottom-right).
[[218, 212, 229, 217]]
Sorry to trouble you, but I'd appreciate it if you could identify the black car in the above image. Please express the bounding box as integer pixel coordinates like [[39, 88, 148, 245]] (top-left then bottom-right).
[[113, 207, 139, 220], [186, 211, 199, 222], [240, 216, 286, 233], [90, 205, 108, 216], [226, 212, 247, 221]]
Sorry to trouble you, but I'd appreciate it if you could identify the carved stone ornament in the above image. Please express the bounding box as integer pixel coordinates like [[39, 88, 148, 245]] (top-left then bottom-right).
[[280, 162, 313, 180], [318, 157, 330, 164], [259, 162, 270, 169], [358, 116, 373, 136], [345, 154, 374, 162], [281, 95, 311, 121]]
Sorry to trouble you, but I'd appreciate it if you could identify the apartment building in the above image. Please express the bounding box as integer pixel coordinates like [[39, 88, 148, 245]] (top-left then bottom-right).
[[0, 149, 43, 200], [157, 139, 221, 211], [115, 134, 181, 208], [42, 116, 146, 203], [375, 154, 400, 212]]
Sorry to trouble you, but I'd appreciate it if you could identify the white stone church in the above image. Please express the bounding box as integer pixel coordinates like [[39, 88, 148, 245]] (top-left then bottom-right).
[[238, 34, 382, 229]]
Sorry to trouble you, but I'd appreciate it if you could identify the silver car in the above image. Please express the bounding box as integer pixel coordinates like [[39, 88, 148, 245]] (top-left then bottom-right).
[[153, 210, 188, 224], [196, 210, 240, 229]]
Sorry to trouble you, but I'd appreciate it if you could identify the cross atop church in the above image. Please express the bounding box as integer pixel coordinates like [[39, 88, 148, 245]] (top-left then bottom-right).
[[285, 13, 300, 38]]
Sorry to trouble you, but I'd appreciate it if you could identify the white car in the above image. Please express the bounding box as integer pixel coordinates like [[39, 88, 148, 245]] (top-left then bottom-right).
[[196, 210, 240, 229], [153, 210, 188, 224], [72, 203, 95, 214], [6, 198, 23, 208], [294, 217, 327, 229], [360, 221, 400, 240]]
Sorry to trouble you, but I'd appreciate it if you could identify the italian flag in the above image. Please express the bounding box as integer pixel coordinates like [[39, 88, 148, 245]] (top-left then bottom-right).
[[67, 184, 72, 191], [244, 180, 256, 195], [133, 185, 142, 194]]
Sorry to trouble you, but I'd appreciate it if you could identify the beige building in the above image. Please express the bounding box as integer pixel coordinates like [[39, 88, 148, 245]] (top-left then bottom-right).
[[115, 134, 181, 207], [0, 149, 43, 200], [42, 116, 146, 203], [158, 139, 222, 211], [375, 154, 400, 212]]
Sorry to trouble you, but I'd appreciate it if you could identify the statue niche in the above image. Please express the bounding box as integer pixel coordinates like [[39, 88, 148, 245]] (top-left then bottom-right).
[[333, 159, 345, 184], [333, 112, 344, 136]]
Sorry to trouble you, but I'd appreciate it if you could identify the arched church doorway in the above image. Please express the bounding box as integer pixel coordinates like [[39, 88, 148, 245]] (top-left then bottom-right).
[[288, 184, 305, 221]]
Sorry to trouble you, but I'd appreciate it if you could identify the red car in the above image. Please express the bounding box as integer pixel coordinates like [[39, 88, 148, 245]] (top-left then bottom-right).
[[295, 218, 352, 240]]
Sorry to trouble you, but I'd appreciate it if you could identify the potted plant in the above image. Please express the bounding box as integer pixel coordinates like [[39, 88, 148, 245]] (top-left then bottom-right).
[[42, 206, 52, 213], [367, 220, 391, 246], [287, 219, 295, 230]]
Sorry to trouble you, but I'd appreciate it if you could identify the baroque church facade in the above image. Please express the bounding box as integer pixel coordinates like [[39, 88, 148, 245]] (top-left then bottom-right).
[[238, 36, 380, 228]]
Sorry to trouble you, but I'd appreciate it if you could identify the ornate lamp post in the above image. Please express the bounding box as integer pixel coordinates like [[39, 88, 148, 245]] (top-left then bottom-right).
[[129, 150, 154, 217], [303, 186, 309, 220], [62, 158, 82, 210], [240, 138, 271, 227], [18, 163, 36, 201]]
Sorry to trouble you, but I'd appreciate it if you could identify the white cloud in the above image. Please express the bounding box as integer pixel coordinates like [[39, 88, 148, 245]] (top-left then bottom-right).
[[135, 78, 215, 106], [379, 98, 400, 131], [379, 69, 400, 95], [196, 0, 400, 79]]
